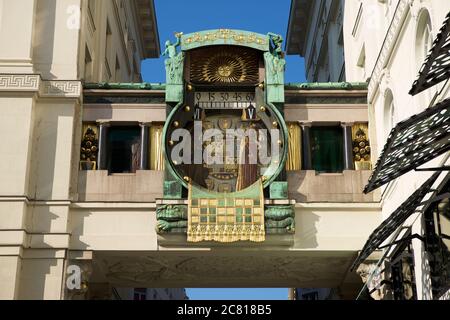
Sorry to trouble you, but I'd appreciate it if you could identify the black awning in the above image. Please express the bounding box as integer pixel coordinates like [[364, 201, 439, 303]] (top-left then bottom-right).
[[410, 12, 450, 96], [352, 172, 440, 271], [364, 98, 450, 194]]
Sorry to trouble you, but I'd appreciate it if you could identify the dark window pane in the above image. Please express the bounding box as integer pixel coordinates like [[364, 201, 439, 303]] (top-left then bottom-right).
[[107, 126, 141, 174], [310, 126, 344, 173]]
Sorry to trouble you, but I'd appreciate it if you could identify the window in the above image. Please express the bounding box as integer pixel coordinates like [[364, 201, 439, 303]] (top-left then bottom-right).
[[416, 10, 433, 69], [310, 126, 344, 173], [134, 288, 146, 301], [115, 56, 121, 82], [84, 46, 93, 82], [383, 90, 395, 141], [357, 45, 366, 80], [87, 0, 97, 30], [414, 9, 435, 111], [105, 20, 112, 80], [302, 292, 319, 300], [106, 126, 141, 174], [88, 0, 96, 17]]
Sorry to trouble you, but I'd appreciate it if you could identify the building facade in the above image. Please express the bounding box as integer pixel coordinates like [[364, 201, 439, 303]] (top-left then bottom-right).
[[288, 0, 450, 300], [344, 0, 450, 300], [0, 0, 159, 300], [1, 2, 385, 300], [287, 0, 346, 82], [115, 288, 188, 300]]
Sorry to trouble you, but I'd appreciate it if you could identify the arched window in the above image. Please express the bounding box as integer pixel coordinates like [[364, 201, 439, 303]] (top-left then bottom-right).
[[415, 9, 433, 68], [384, 90, 395, 141], [415, 9, 435, 111]]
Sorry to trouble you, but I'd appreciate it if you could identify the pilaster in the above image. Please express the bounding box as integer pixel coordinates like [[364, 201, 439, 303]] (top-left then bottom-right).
[[0, 0, 36, 73]]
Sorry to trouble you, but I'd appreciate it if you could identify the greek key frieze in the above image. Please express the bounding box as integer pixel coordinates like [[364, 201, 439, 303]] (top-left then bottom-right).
[[0, 74, 81, 98], [0, 74, 40, 91]]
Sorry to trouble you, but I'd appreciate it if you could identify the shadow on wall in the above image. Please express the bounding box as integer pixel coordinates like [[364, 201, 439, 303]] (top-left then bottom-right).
[[287, 170, 307, 202], [294, 211, 320, 249], [18, 258, 60, 300], [33, 0, 57, 80]]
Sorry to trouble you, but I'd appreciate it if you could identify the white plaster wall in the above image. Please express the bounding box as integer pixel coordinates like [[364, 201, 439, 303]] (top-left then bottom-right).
[[28, 100, 78, 200], [0, 97, 35, 196], [344, 0, 450, 300], [0, 0, 36, 72], [0, 256, 21, 300], [32, 0, 82, 79], [0, 0, 159, 300], [69, 207, 158, 251], [83, 103, 166, 122], [294, 204, 381, 251], [18, 258, 65, 300]]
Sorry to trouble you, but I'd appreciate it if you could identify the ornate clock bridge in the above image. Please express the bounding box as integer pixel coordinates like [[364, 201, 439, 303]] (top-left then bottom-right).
[[67, 30, 378, 299]]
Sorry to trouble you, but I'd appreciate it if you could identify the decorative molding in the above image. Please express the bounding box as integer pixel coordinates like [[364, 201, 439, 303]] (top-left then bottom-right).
[[40, 81, 82, 98], [378, 68, 392, 97], [0, 74, 40, 91], [0, 74, 82, 98], [103, 254, 351, 287], [368, 0, 410, 103]]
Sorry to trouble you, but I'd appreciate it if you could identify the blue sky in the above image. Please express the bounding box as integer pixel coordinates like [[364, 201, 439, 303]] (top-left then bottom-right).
[[143, 0, 304, 300], [186, 288, 289, 300], [141, 0, 306, 84]]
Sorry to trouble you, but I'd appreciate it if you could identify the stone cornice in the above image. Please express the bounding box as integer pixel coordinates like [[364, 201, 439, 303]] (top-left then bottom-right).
[[368, 0, 411, 103], [0, 74, 82, 98]]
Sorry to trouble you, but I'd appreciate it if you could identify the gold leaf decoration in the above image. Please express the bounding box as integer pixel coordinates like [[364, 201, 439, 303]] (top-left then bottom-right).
[[189, 46, 260, 84]]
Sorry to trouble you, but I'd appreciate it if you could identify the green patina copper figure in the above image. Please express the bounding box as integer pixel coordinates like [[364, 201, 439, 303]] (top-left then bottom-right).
[[264, 33, 286, 103], [265, 33, 286, 85], [266, 217, 295, 231], [265, 205, 295, 233], [163, 34, 185, 85], [156, 204, 188, 233], [157, 220, 188, 232], [264, 52, 286, 85], [157, 204, 188, 221], [268, 32, 284, 57], [156, 204, 295, 234], [163, 33, 185, 102]]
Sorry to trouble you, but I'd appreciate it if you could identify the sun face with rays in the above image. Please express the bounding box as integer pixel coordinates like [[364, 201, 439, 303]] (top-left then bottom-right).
[[190, 46, 260, 84]]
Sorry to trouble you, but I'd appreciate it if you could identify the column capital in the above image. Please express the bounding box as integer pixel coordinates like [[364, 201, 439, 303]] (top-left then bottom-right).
[[341, 122, 355, 128], [139, 122, 153, 127], [96, 120, 111, 127], [299, 122, 313, 127]]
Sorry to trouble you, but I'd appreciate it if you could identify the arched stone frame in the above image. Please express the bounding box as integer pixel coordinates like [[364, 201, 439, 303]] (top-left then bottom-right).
[[415, 8, 434, 74], [383, 89, 396, 142], [413, 7, 437, 112]]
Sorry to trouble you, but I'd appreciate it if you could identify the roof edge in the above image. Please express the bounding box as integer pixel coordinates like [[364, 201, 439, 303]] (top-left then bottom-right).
[[83, 82, 368, 91], [285, 82, 368, 90]]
